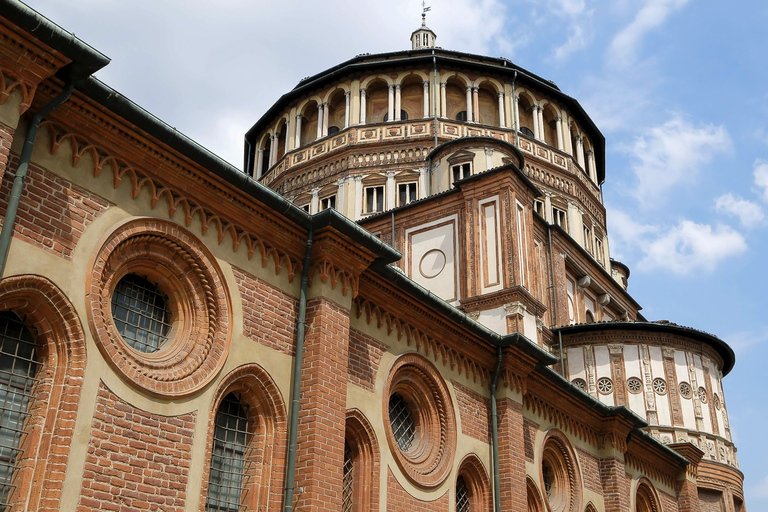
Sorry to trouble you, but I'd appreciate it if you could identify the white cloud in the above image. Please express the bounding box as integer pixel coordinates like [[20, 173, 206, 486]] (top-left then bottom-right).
[[725, 330, 768, 357], [715, 193, 765, 228], [608, 0, 691, 66], [753, 160, 768, 203], [552, 24, 589, 61], [628, 114, 731, 208], [638, 220, 746, 274], [755, 475, 768, 498], [546, 0, 593, 62]]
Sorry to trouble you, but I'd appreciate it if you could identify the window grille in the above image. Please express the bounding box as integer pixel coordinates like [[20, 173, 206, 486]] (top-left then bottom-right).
[[342, 442, 354, 512], [111, 274, 171, 353], [627, 378, 643, 394], [388, 393, 415, 452], [542, 460, 554, 500], [652, 378, 667, 395], [456, 475, 471, 512], [206, 394, 249, 512], [0, 311, 40, 509]]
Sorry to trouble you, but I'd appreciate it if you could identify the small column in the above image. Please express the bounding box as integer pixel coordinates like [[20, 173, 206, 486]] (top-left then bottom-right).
[[576, 136, 586, 169], [316, 104, 324, 139], [284, 120, 291, 153], [567, 201, 581, 242], [484, 148, 494, 171], [386, 171, 396, 210], [360, 89, 367, 124], [513, 95, 520, 133], [532, 105, 540, 140], [537, 106, 545, 142], [295, 114, 303, 148], [353, 176, 363, 221], [465, 86, 473, 122], [555, 115, 564, 151], [588, 150, 597, 182], [440, 82, 447, 118], [268, 135, 276, 168], [394, 84, 401, 121], [336, 178, 346, 216], [423, 81, 430, 118], [498, 92, 506, 128], [419, 167, 429, 199], [387, 84, 395, 122], [565, 118, 573, 155], [472, 87, 479, 123], [544, 192, 553, 224], [310, 187, 320, 214], [344, 91, 351, 129], [255, 148, 264, 179], [322, 102, 330, 137]]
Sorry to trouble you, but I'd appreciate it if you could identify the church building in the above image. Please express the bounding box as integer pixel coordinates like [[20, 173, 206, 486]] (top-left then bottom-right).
[[0, 2, 745, 511]]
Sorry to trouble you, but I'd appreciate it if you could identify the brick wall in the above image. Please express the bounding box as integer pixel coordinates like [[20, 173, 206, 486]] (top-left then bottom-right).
[[523, 418, 538, 462], [662, 489, 682, 512], [348, 328, 387, 391], [294, 297, 350, 512], [386, 469, 449, 512], [0, 160, 109, 259], [232, 265, 297, 355], [577, 448, 602, 495], [497, 397, 526, 512], [78, 383, 196, 512], [0, 123, 13, 184], [453, 381, 490, 444]]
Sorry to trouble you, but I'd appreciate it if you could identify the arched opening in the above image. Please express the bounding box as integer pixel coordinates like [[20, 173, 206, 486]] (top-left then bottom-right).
[[583, 138, 594, 180], [477, 84, 499, 126], [206, 393, 250, 512], [328, 90, 346, 134], [539, 429, 582, 512], [456, 454, 491, 512], [260, 135, 272, 173], [400, 75, 424, 120], [445, 78, 466, 120], [542, 105, 558, 148], [526, 477, 545, 512], [517, 94, 535, 137], [365, 80, 388, 124], [300, 101, 319, 146], [635, 479, 661, 512], [344, 410, 379, 512]]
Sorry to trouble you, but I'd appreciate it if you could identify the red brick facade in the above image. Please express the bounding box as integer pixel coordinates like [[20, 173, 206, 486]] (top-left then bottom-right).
[[453, 381, 490, 443], [78, 383, 196, 512], [348, 328, 387, 391], [578, 447, 603, 495], [386, 469, 449, 512]]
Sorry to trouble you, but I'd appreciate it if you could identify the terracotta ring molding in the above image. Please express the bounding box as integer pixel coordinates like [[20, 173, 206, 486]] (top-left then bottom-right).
[[87, 218, 231, 397], [382, 353, 456, 488]]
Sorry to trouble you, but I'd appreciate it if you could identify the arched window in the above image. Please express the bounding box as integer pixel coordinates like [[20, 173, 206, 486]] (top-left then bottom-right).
[[0, 311, 39, 507], [456, 111, 468, 122], [455, 454, 491, 512], [206, 393, 249, 512], [456, 475, 471, 512], [344, 410, 379, 512], [635, 479, 661, 512], [383, 110, 409, 122]]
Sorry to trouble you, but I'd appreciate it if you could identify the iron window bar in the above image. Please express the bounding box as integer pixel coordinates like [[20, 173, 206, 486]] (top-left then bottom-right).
[[111, 273, 172, 353], [342, 442, 354, 512], [206, 394, 250, 512], [388, 393, 415, 452]]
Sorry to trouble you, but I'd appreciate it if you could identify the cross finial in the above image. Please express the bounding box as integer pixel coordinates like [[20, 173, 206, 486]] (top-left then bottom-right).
[[421, 1, 431, 26]]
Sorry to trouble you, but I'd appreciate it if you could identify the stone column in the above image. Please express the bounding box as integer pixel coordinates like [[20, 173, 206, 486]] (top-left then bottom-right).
[[472, 87, 479, 123], [295, 114, 303, 148], [484, 147, 494, 171], [255, 148, 264, 179], [556, 115, 564, 151], [353, 176, 363, 221], [498, 92, 506, 128], [588, 150, 597, 182], [310, 187, 320, 214], [465, 86, 473, 122], [387, 84, 395, 122], [360, 89, 367, 124], [316, 103, 324, 139], [394, 84, 401, 121], [440, 82, 447, 118], [513, 95, 520, 133], [322, 102, 330, 137], [576, 136, 586, 169], [423, 81, 430, 118], [336, 178, 346, 216], [268, 135, 276, 168], [419, 167, 429, 199], [564, 118, 573, 155], [544, 192, 553, 224], [284, 120, 291, 153], [537, 106, 545, 142], [532, 105, 540, 140], [344, 91, 351, 129], [386, 170, 396, 210]]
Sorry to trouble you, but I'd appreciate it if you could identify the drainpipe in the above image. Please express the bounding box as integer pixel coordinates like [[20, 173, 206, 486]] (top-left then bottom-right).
[[283, 223, 314, 512], [547, 225, 565, 377], [432, 51, 438, 149], [490, 345, 503, 512], [0, 81, 75, 276]]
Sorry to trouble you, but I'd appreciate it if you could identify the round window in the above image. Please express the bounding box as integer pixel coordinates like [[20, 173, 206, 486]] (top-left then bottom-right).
[[714, 393, 721, 410], [540, 430, 581, 512], [596, 377, 613, 395], [697, 387, 708, 403], [679, 382, 692, 399], [383, 354, 456, 487], [571, 378, 586, 391], [111, 273, 171, 353], [627, 377, 643, 394], [652, 378, 667, 395]]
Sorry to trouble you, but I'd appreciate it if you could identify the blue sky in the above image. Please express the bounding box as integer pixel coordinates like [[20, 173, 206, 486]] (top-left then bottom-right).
[[21, 0, 767, 506]]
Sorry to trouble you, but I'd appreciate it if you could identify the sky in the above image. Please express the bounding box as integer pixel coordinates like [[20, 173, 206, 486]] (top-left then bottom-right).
[[20, 0, 768, 506]]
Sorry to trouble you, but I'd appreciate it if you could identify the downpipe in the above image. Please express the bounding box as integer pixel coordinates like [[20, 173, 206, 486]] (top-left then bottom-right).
[[0, 81, 75, 276], [490, 346, 502, 512], [547, 225, 565, 377]]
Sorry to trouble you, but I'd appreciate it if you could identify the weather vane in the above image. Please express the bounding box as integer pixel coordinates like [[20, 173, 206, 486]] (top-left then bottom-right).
[[422, 0, 431, 25]]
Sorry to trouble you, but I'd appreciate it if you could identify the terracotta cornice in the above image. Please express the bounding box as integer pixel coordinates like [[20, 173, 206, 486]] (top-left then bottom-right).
[[460, 285, 547, 317], [309, 227, 380, 297], [667, 442, 704, 478]]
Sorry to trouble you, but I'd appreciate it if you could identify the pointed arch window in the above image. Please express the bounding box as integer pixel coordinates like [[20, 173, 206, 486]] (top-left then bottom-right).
[[206, 393, 250, 512], [0, 311, 39, 508]]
